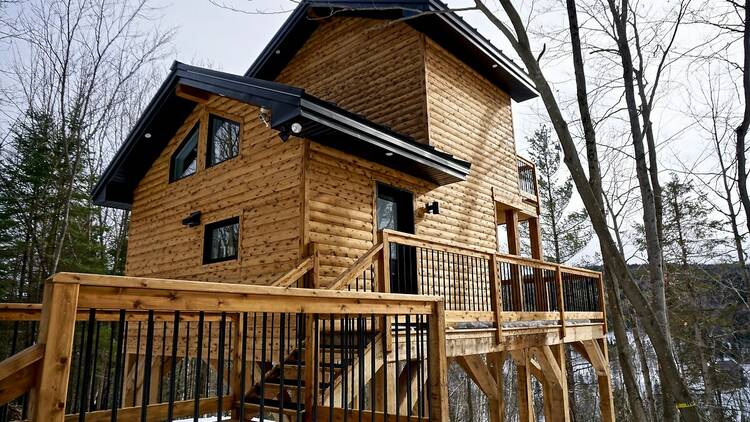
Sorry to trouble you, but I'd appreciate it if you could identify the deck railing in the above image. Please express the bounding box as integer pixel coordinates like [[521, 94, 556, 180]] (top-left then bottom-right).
[[517, 155, 538, 199], [0, 273, 448, 422], [327, 230, 605, 342]]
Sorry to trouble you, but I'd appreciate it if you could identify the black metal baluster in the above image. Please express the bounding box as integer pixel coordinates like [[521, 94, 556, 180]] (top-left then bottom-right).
[[279, 313, 286, 421], [132, 321, 142, 407], [394, 316, 400, 421], [296, 313, 302, 422], [79, 310, 96, 421], [111, 311, 126, 422], [358, 315, 365, 417], [184, 321, 191, 400], [370, 314, 376, 422], [260, 313, 267, 420], [405, 314, 412, 417], [206, 321, 212, 397], [193, 312, 204, 421], [167, 311, 180, 422], [140, 311, 155, 421], [102, 321, 115, 410], [239, 312, 248, 422], [89, 321, 101, 412], [217, 313, 226, 420], [158, 321, 166, 403]]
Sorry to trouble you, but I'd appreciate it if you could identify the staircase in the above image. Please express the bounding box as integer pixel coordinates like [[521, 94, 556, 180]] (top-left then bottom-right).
[[241, 320, 384, 421]]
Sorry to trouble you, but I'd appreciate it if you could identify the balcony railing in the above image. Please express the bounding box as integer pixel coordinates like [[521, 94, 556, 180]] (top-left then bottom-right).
[[517, 156, 538, 199], [327, 230, 606, 339]]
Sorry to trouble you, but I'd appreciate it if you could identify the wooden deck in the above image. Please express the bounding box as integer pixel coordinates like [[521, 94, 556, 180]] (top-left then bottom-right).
[[0, 230, 612, 422]]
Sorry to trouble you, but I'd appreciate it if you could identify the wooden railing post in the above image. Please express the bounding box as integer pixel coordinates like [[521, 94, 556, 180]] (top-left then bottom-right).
[[231, 312, 245, 420], [303, 313, 317, 421], [597, 273, 607, 335], [488, 254, 503, 344], [428, 301, 449, 422], [376, 231, 392, 352], [29, 278, 80, 422], [308, 242, 320, 289], [556, 266, 566, 340]]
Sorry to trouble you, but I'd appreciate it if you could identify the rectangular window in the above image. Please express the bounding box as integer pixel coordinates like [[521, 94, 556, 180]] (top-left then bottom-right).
[[170, 123, 199, 182], [207, 115, 240, 166], [203, 217, 239, 264]]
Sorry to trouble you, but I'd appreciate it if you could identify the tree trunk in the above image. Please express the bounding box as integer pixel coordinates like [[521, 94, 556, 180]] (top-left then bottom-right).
[[737, 0, 750, 239], [477, 1, 702, 419], [633, 316, 658, 421]]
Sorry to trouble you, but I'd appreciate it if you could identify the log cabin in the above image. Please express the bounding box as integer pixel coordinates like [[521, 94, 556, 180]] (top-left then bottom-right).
[[0, 0, 614, 421]]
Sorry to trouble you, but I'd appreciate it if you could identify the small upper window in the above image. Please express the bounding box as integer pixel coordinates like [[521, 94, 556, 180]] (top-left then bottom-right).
[[203, 217, 239, 264], [170, 124, 199, 182], [207, 115, 240, 166]]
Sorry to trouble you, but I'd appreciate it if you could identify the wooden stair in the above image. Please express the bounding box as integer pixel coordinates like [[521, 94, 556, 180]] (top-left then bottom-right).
[[240, 328, 383, 421]]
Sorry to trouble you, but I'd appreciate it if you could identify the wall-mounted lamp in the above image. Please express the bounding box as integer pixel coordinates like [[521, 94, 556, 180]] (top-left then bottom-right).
[[259, 107, 271, 128], [425, 201, 440, 215], [181, 211, 201, 227]]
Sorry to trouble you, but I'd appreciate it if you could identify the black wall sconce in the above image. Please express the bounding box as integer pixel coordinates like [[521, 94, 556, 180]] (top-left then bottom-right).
[[182, 211, 201, 227], [425, 201, 440, 215]]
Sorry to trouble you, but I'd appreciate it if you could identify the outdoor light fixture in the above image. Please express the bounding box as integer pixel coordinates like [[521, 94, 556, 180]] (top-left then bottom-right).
[[181, 211, 201, 227], [144, 132, 152, 139], [425, 201, 439, 214], [385, 151, 394, 157], [259, 107, 271, 127], [291, 122, 302, 134]]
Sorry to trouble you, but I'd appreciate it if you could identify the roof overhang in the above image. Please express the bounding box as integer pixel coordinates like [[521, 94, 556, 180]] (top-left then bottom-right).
[[245, 0, 538, 102], [92, 63, 470, 209]]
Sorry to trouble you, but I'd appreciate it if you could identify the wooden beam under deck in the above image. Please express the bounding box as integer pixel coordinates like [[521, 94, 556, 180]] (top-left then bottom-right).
[[445, 323, 606, 357]]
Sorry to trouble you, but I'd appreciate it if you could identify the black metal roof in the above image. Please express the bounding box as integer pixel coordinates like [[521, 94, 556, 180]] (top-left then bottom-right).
[[92, 62, 471, 209], [245, 0, 538, 102]]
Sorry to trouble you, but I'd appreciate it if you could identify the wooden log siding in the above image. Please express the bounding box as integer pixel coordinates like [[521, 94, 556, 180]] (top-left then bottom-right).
[[126, 96, 304, 285], [276, 17, 430, 144], [423, 39, 536, 219]]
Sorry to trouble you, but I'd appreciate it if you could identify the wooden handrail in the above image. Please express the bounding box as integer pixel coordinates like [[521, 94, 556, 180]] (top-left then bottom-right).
[[327, 241, 384, 291], [270, 256, 315, 288], [383, 229, 600, 277], [0, 344, 44, 406]]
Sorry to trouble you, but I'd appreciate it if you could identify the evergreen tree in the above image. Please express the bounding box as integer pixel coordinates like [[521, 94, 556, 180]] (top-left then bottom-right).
[[527, 125, 592, 263]]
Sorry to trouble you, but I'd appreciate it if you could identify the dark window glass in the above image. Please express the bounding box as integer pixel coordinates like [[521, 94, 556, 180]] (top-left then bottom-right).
[[203, 217, 239, 264], [170, 124, 199, 181], [207, 115, 240, 166]]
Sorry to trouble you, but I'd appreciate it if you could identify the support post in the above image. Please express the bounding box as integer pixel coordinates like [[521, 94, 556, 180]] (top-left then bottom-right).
[[488, 352, 506, 422], [303, 313, 317, 421], [489, 254, 504, 344], [29, 280, 80, 422], [556, 266, 566, 339], [529, 217, 543, 260], [427, 301, 449, 422], [230, 312, 245, 420], [505, 210, 524, 311], [377, 231, 392, 351], [512, 350, 534, 422], [596, 338, 615, 422]]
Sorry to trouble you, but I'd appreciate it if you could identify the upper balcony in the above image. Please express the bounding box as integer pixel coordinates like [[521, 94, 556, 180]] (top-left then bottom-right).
[[517, 155, 539, 204]]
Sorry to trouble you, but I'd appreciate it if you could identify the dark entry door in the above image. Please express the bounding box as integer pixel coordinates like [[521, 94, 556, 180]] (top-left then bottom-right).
[[376, 183, 417, 294]]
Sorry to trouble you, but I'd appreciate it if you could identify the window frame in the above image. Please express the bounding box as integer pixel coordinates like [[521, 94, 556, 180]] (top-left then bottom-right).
[[169, 122, 200, 183], [202, 216, 240, 265], [206, 114, 241, 168]]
